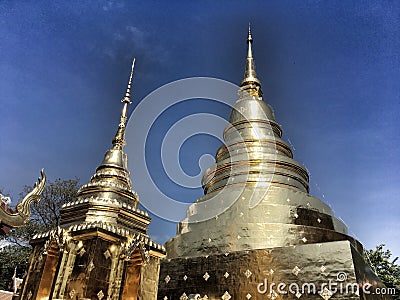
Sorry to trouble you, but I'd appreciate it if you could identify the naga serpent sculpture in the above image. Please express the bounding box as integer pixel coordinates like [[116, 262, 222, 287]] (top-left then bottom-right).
[[0, 169, 46, 232]]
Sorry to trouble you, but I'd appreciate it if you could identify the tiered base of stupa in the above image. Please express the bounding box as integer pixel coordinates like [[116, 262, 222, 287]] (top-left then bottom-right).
[[158, 240, 390, 299]]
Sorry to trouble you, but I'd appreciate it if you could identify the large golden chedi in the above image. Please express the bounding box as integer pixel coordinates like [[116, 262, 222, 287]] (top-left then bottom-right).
[[158, 28, 389, 299]]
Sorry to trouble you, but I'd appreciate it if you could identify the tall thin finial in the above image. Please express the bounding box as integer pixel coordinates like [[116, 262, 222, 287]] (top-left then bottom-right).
[[247, 23, 253, 59], [112, 58, 136, 149], [123, 58, 136, 104], [248, 22, 252, 42], [241, 24, 261, 94]]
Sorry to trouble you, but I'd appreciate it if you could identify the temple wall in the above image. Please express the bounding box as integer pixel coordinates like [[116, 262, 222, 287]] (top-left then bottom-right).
[[138, 256, 161, 300]]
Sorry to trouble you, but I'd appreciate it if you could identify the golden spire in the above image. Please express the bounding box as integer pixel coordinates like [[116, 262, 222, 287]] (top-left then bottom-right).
[[240, 24, 262, 95], [112, 58, 136, 149]]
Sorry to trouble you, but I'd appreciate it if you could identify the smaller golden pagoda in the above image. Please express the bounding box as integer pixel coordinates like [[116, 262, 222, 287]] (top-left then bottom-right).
[[18, 60, 165, 300]]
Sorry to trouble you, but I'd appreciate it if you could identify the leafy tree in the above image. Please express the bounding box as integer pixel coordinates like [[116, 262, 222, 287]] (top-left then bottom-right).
[[0, 178, 79, 290], [366, 244, 400, 299], [26, 178, 80, 230], [0, 244, 31, 291]]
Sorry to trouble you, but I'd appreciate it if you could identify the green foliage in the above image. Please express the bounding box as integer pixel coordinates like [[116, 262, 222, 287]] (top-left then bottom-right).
[[0, 178, 79, 290], [0, 245, 31, 290], [366, 244, 400, 299], [25, 178, 80, 229]]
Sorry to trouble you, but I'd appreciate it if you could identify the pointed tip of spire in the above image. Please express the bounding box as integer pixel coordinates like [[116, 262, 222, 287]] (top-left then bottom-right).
[[241, 25, 261, 91], [248, 22, 252, 42], [123, 58, 136, 104], [112, 59, 136, 149]]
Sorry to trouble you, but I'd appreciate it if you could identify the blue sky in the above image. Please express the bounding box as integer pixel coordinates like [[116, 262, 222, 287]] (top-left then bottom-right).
[[0, 1, 399, 257]]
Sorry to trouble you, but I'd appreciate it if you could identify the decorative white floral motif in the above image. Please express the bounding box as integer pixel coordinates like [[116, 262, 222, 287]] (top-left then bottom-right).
[[292, 266, 301, 276], [78, 247, 86, 257], [269, 269, 274, 275], [221, 291, 231, 300], [97, 290, 105, 300], [164, 275, 171, 284], [319, 287, 333, 300], [103, 249, 111, 259], [244, 269, 252, 278], [180, 292, 188, 300], [88, 260, 95, 272], [203, 272, 210, 281]]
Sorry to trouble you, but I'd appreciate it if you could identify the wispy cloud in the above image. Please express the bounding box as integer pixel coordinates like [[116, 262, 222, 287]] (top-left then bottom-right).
[[126, 26, 146, 45], [102, 0, 124, 12], [103, 25, 170, 64]]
